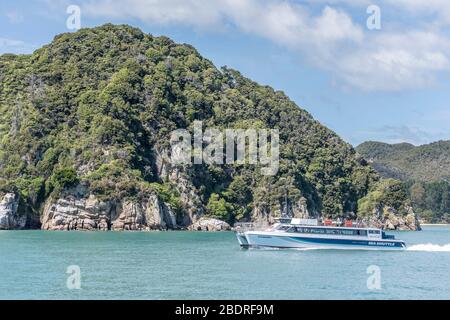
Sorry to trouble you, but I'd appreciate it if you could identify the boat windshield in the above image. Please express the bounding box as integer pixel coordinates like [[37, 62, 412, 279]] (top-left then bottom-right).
[[382, 231, 395, 239], [275, 225, 291, 231]]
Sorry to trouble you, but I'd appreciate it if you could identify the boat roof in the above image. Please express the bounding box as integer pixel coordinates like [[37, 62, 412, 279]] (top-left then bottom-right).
[[279, 222, 381, 232]]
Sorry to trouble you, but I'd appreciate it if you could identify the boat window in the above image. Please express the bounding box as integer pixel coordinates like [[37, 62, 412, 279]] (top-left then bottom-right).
[[325, 228, 339, 235], [292, 227, 372, 235], [311, 228, 325, 234], [294, 227, 325, 234], [368, 230, 380, 234], [323, 228, 368, 236]]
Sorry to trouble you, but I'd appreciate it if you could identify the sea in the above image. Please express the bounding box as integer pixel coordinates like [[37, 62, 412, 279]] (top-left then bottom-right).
[[0, 225, 449, 299]]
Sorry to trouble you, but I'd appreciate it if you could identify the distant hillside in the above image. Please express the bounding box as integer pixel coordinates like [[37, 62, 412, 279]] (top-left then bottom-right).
[[356, 141, 450, 223], [356, 141, 450, 182]]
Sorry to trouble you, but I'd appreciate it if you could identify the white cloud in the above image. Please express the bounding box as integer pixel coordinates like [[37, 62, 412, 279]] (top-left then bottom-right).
[[363, 125, 449, 146], [220, 1, 364, 60], [83, 0, 224, 28], [0, 38, 24, 47], [5, 11, 24, 24], [386, 0, 450, 26], [334, 32, 450, 91], [79, 0, 450, 92], [0, 38, 37, 54]]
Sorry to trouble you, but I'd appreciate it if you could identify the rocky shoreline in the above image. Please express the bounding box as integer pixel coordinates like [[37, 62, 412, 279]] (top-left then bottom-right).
[[360, 206, 422, 231], [0, 192, 232, 231], [1, 191, 420, 232], [0, 193, 25, 230]]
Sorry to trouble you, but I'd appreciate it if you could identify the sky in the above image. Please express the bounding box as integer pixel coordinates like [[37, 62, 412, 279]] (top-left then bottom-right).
[[1, 0, 450, 146]]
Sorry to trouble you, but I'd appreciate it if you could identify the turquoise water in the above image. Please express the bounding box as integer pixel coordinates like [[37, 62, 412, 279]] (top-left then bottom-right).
[[0, 226, 449, 300]]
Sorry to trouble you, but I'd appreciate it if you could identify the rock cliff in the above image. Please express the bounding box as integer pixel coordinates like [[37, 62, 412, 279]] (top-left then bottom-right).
[[362, 206, 421, 231], [0, 193, 25, 229], [41, 191, 177, 231], [189, 217, 231, 231]]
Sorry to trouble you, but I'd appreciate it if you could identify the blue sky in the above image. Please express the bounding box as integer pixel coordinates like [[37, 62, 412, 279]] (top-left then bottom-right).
[[1, 0, 450, 146]]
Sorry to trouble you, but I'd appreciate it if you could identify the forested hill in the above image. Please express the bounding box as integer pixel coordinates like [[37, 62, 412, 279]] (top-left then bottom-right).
[[1, 24, 414, 230], [356, 140, 450, 182], [357, 141, 450, 223]]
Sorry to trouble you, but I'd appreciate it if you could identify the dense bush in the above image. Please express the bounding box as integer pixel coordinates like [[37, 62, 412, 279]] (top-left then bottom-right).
[[358, 179, 409, 217], [207, 193, 233, 221], [406, 180, 449, 222], [48, 167, 79, 193]]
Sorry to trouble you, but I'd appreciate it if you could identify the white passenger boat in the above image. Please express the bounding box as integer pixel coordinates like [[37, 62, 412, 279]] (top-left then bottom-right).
[[236, 218, 406, 250]]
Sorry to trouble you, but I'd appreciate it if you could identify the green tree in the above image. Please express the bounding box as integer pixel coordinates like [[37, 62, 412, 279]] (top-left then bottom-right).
[[410, 182, 426, 208], [48, 167, 79, 193], [358, 179, 408, 217], [207, 193, 232, 221]]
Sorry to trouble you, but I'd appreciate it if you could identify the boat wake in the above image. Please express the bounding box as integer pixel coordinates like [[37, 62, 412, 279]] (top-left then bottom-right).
[[407, 243, 450, 252]]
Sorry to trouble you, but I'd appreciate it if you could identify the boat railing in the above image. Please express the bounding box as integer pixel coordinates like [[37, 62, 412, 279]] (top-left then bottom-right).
[[233, 222, 271, 232], [234, 219, 370, 232]]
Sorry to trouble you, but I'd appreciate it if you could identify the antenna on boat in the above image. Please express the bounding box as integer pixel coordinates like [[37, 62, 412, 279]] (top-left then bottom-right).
[[282, 179, 289, 218]]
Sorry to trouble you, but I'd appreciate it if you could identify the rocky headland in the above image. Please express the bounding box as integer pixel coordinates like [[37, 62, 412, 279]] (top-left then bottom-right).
[[0, 24, 421, 232]]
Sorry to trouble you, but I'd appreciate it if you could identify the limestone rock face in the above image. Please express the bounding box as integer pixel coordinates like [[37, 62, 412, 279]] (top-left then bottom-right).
[[292, 197, 310, 219], [111, 201, 147, 231], [41, 195, 115, 231], [0, 193, 26, 230], [189, 217, 231, 231], [41, 193, 177, 231], [251, 197, 312, 226], [155, 149, 204, 225], [111, 194, 177, 231], [364, 206, 421, 231], [251, 206, 274, 226], [143, 194, 177, 229]]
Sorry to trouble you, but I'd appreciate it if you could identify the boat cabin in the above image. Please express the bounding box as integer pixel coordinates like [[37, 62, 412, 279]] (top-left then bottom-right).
[[272, 219, 396, 240]]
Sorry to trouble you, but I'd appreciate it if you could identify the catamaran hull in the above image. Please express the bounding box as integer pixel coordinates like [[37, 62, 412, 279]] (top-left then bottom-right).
[[238, 232, 406, 251], [236, 232, 250, 248]]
